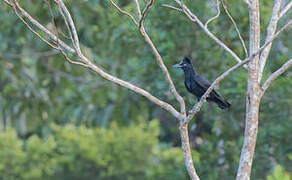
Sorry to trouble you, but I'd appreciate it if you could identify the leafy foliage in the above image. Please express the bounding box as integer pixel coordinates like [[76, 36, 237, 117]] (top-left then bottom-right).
[[0, 121, 190, 180]]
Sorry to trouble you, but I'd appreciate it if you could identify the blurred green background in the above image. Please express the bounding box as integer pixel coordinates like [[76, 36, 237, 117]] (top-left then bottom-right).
[[0, 0, 291, 179]]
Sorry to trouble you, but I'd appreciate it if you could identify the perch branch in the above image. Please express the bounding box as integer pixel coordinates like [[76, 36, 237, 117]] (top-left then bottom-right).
[[220, 0, 248, 58], [279, 1, 292, 19], [261, 59, 292, 95], [259, 0, 282, 82]]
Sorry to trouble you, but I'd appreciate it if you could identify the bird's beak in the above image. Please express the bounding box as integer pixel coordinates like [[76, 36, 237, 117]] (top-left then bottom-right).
[[173, 63, 182, 68]]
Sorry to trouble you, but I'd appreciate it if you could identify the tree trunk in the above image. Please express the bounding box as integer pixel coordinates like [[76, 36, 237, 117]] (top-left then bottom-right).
[[236, 0, 261, 179], [180, 122, 200, 180]]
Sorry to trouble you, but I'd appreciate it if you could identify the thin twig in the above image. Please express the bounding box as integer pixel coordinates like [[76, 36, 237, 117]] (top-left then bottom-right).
[[12, 3, 58, 50], [161, 4, 183, 12], [108, 0, 138, 26], [259, 0, 282, 82], [57, 0, 82, 57], [173, 0, 246, 68], [133, 0, 142, 18], [11, 0, 75, 54], [205, 0, 221, 28], [139, 0, 154, 29], [259, 19, 292, 56], [220, 0, 248, 58], [261, 59, 292, 95], [279, 1, 292, 19]]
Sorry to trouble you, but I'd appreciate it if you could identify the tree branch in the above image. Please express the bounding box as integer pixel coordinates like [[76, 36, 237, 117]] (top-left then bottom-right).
[[108, 0, 138, 26], [204, 0, 221, 28], [8, 0, 75, 54], [173, 0, 247, 69], [139, 0, 154, 29], [114, 0, 186, 115], [259, 0, 282, 83], [279, 1, 292, 19], [4, 0, 183, 120], [220, 0, 248, 58], [161, 4, 183, 12], [261, 59, 292, 95], [258, 19, 292, 56]]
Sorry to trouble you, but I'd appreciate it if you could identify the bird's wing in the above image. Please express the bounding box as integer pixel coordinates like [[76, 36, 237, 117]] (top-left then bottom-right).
[[196, 75, 223, 98], [194, 75, 211, 90]]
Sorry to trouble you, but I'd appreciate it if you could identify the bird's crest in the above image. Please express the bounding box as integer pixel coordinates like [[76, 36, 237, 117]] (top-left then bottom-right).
[[183, 57, 192, 64]]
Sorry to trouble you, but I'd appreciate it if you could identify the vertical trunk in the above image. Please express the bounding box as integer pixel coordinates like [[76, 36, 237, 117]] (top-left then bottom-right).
[[236, 0, 261, 180], [180, 122, 200, 180]]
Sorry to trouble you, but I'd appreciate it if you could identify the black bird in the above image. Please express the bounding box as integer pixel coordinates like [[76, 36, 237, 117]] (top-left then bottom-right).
[[173, 57, 231, 109]]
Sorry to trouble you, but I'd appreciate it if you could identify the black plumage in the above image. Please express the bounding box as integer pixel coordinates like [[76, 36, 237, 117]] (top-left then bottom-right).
[[173, 57, 231, 109]]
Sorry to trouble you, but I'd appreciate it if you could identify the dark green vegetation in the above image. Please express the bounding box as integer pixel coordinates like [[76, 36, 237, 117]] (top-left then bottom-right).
[[0, 0, 291, 179]]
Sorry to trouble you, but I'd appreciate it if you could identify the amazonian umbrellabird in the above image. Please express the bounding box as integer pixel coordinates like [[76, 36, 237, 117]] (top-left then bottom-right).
[[173, 57, 231, 109]]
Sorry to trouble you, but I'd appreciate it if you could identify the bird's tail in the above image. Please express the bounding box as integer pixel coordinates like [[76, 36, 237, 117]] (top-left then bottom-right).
[[212, 96, 231, 109]]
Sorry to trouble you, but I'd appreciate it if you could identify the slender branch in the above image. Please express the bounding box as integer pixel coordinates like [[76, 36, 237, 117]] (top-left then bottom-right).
[[112, 0, 186, 115], [183, 58, 250, 124], [133, 0, 142, 18], [204, 0, 221, 28], [57, 0, 83, 58], [12, 2, 59, 50], [10, 0, 75, 54], [161, 4, 183, 12], [220, 0, 248, 58], [108, 0, 138, 26], [261, 59, 292, 95], [173, 0, 247, 69], [259, 0, 282, 82], [279, 1, 292, 19], [258, 19, 292, 57], [139, 0, 154, 29], [3, 0, 13, 6], [4, 0, 183, 120]]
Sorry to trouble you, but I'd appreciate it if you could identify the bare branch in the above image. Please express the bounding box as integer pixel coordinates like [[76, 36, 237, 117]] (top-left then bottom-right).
[[108, 0, 138, 26], [184, 58, 250, 124], [279, 1, 292, 19], [242, 0, 251, 7], [133, 0, 142, 18], [259, 0, 282, 82], [259, 19, 292, 56], [220, 0, 248, 58], [10, 0, 75, 54], [161, 4, 183, 12], [4, 0, 183, 120], [261, 59, 292, 94], [3, 0, 13, 7], [205, 0, 221, 28], [13, 5, 59, 50], [174, 0, 247, 69], [57, 0, 83, 57], [139, 0, 154, 29], [127, 0, 186, 115]]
